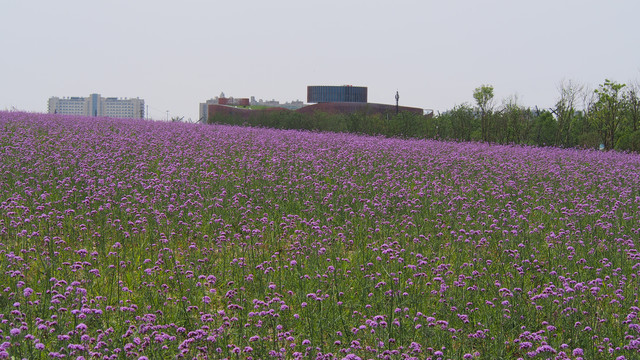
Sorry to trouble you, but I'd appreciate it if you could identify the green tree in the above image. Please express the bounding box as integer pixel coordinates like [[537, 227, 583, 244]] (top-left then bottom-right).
[[473, 85, 494, 142], [530, 110, 557, 146], [551, 80, 582, 147], [625, 82, 640, 133], [614, 82, 640, 151], [591, 79, 626, 150], [500, 95, 533, 144], [446, 104, 476, 141]]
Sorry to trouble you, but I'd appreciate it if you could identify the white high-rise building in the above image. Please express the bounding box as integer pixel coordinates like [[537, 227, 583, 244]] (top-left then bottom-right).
[[48, 93, 145, 119]]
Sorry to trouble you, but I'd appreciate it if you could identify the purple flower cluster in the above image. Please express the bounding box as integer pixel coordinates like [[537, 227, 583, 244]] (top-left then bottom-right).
[[0, 111, 639, 359]]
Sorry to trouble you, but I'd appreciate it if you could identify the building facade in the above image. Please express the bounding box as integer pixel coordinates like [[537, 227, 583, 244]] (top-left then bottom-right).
[[307, 85, 368, 103], [48, 93, 145, 119]]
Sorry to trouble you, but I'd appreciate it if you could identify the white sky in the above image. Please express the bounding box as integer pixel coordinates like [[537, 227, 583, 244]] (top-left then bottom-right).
[[1, 0, 639, 121]]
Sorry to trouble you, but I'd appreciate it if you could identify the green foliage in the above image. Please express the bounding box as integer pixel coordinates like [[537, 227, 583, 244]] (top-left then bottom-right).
[[623, 83, 640, 132], [473, 85, 495, 142], [591, 79, 626, 150], [530, 110, 557, 146], [551, 80, 583, 147], [444, 103, 476, 141], [473, 85, 495, 111], [615, 130, 640, 152]]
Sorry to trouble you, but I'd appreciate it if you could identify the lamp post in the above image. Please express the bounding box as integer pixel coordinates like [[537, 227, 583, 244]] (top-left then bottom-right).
[[395, 91, 399, 115]]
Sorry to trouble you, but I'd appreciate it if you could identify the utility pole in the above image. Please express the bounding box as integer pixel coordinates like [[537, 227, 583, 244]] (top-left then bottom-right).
[[395, 90, 399, 115]]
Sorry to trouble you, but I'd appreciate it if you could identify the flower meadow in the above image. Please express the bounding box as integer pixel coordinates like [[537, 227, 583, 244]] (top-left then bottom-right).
[[1, 112, 640, 360]]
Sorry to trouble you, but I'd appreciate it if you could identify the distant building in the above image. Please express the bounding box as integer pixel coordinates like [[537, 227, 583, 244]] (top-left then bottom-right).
[[48, 93, 144, 118], [280, 100, 305, 110], [199, 98, 219, 123], [307, 85, 368, 103], [199, 92, 304, 122], [250, 96, 304, 110], [218, 97, 250, 106], [305, 85, 431, 115]]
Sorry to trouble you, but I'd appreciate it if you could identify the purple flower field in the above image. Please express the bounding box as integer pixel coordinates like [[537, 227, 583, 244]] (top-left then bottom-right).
[[1, 111, 640, 359]]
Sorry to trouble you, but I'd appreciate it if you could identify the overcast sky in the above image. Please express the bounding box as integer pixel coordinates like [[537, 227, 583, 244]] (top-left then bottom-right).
[[1, 0, 639, 121]]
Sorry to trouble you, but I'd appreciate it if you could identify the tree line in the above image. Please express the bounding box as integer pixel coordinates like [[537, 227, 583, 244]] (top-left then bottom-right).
[[464, 79, 640, 151], [208, 79, 640, 152]]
